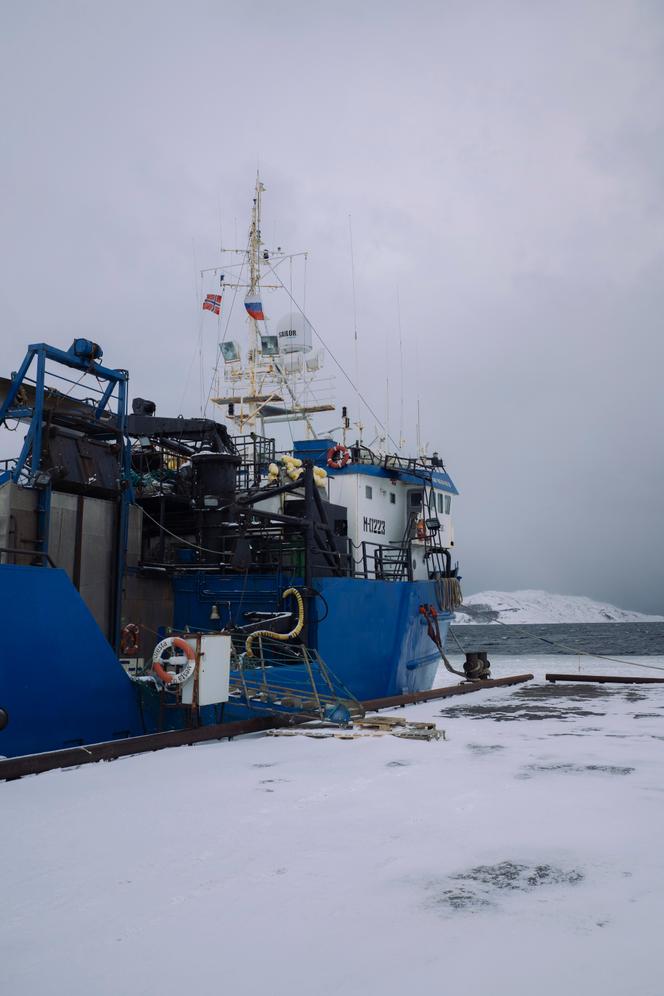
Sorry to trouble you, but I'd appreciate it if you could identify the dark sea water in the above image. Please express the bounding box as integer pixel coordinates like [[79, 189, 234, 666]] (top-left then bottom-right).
[[449, 622, 664, 656]]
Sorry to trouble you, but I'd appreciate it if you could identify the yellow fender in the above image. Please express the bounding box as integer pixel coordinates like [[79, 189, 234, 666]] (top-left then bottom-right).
[[245, 587, 305, 658]]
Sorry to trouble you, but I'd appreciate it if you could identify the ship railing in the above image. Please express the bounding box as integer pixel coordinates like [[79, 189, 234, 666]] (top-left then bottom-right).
[[0, 457, 27, 485], [227, 634, 363, 722], [341, 445, 445, 477], [231, 433, 276, 490], [0, 545, 56, 567], [348, 539, 413, 582]]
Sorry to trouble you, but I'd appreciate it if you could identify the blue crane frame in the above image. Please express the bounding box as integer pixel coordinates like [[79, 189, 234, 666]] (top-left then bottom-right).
[[0, 340, 132, 652]]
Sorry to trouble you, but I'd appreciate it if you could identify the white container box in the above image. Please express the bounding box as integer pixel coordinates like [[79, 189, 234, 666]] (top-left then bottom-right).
[[181, 633, 231, 706]]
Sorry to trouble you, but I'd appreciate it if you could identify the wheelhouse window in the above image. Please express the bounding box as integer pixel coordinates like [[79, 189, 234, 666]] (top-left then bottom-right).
[[408, 490, 422, 509], [445, 495, 451, 514], [437, 493, 444, 513], [390, 492, 396, 504], [365, 485, 373, 499]]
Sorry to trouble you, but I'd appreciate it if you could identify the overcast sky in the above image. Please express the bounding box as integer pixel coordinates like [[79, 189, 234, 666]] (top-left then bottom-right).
[[1, 1, 663, 612]]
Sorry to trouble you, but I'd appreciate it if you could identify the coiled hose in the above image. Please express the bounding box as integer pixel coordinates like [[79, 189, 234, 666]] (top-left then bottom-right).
[[245, 587, 305, 658]]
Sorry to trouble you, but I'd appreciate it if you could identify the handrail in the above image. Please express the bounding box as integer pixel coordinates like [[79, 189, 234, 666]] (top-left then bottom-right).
[[0, 546, 56, 567]]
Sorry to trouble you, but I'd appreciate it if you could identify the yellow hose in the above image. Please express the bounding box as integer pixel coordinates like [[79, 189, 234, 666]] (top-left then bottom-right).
[[245, 587, 305, 657]]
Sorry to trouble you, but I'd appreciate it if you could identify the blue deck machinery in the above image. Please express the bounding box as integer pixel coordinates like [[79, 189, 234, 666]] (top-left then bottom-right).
[[0, 339, 132, 649], [0, 340, 146, 754]]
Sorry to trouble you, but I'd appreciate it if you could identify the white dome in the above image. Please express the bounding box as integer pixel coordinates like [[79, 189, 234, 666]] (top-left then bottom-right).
[[275, 312, 313, 354]]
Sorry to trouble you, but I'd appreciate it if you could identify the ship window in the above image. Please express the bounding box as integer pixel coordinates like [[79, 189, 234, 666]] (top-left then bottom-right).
[[437, 493, 444, 513], [445, 495, 451, 514], [365, 485, 373, 499], [390, 492, 396, 504], [409, 490, 422, 508]]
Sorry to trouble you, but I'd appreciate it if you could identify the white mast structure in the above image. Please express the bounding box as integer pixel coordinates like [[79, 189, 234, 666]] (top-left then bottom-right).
[[204, 175, 334, 437]]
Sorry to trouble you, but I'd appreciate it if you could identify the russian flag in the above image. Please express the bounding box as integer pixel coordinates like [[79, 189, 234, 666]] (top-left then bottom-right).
[[244, 291, 264, 321]]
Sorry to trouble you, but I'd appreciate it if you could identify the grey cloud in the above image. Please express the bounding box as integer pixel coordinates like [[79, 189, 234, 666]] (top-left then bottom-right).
[[1, 0, 662, 611]]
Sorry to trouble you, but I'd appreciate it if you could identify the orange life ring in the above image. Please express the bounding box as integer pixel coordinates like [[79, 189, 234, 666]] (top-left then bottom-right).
[[327, 444, 351, 470], [151, 636, 196, 686], [120, 623, 140, 656], [416, 518, 426, 540]]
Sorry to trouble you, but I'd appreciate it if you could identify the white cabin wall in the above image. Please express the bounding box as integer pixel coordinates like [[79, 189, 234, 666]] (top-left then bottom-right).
[[328, 474, 456, 552], [329, 473, 406, 547], [432, 490, 455, 549]]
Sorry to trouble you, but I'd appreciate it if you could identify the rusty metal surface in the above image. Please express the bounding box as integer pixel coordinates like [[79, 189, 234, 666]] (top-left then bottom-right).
[[361, 673, 534, 711], [546, 673, 664, 685], [0, 715, 295, 781]]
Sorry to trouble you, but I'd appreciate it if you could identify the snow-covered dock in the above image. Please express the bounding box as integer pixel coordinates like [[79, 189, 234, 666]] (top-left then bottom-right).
[[3, 654, 663, 996]]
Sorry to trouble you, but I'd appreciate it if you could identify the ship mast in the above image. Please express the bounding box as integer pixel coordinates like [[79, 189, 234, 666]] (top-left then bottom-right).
[[204, 176, 335, 435], [247, 174, 263, 401]]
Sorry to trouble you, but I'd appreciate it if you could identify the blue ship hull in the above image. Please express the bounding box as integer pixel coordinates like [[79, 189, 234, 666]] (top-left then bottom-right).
[[0, 565, 450, 758], [173, 573, 449, 701], [0, 565, 144, 758]]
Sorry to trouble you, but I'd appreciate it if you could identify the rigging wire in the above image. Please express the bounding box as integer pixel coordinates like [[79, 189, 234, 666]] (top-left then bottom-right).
[[384, 320, 390, 450], [271, 269, 401, 451], [138, 505, 235, 558], [396, 287, 405, 450], [58, 368, 89, 399], [202, 234, 250, 417], [348, 214, 361, 434], [179, 270, 206, 416]]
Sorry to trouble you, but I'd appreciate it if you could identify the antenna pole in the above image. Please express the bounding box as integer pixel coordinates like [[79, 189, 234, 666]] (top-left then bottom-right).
[[384, 328, 390, 452], [348, 214, 363, 442], [247, 173, 263, 406], [397, 287, 405, 450]]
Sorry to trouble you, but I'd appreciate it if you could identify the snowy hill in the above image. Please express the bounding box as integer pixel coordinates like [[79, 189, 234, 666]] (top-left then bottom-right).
[[453, 589, 664, 624]]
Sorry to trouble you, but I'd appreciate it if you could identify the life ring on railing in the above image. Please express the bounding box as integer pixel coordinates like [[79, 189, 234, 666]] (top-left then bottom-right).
[[120, 623, 140, 656], [416, 518, 426, 540], [327, 444, 351, 470], [151, 636, 196, 686]]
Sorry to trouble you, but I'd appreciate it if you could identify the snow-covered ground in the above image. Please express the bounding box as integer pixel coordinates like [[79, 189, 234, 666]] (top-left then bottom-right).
[[3, 653, 664, 996], [454, 589, 664, 624]]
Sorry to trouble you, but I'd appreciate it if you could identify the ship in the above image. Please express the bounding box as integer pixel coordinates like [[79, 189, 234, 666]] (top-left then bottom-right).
[[0, 177, 468, 759]]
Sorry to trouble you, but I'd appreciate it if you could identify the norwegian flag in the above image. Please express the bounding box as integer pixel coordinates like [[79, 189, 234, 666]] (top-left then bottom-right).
[[203, 293, 222, 315]]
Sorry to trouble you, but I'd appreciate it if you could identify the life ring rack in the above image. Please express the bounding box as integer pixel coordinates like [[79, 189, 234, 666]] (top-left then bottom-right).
[[120, 623, 140, 656], [151, 636, 196, 687], [327, 444, 351, 470]]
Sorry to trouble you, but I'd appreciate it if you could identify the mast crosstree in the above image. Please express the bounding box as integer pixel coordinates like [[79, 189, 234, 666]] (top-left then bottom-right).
[[202, 175, 334, 435]]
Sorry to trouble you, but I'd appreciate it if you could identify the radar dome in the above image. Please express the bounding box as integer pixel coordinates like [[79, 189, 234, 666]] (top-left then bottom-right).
[[275, 313, 313, 354]]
